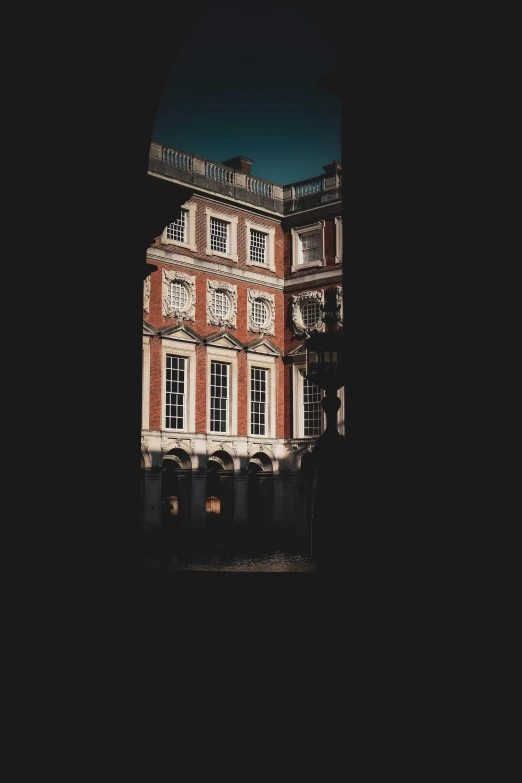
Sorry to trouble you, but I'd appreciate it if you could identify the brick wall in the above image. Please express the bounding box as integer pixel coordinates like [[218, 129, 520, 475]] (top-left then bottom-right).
[[152, 195, 285, 279], [144, 195, 342, 443]]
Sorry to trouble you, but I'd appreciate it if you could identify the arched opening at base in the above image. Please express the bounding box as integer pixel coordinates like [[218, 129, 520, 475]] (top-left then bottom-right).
[[160, 449, 192, 559], [248, 452, 274, 534], [206, 451, 234, 544]]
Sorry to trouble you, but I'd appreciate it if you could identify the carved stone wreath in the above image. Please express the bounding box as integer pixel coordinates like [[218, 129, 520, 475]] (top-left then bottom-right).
[[291, 290, 325, 337], [205, 440, 237, 457], [161, 437, 195, 455], [206, 279, 237, 329], [247, 289, 275, 336], [336, 286, 343, 328], [247, 442, 275, 459], [143, 275, 151, 313], [162, 269, 196, 321]]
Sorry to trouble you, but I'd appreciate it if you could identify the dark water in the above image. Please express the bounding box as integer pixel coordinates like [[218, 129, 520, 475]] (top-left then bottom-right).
[[143, 549, 316, 572]]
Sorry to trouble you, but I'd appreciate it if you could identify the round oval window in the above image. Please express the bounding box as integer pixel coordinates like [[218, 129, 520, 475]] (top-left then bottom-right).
[[301, 299, 321, 328], [212, 289, 230, 319], [252, 299, 268, 326], [169, 281, 188, 310]]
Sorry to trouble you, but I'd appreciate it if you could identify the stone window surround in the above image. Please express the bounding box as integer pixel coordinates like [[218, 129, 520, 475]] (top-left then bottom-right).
[[335, 215, 343, 263], [143, 274, 151, 313], [205, 206, 238, 262], [336, 285, 344, 327], [142, 336, 151, 430], [247, 289, 275, 336], [206, 279, 238, 329], [246, 353, 277, 440], [291, 220, 325, 273], [162, 269, 196, 321], [291, 289, 325, 337], [245, 219, 276, 271], [161, 339, 197, 434], [206, 345, 239, 436], [161, 201, 197, 251]]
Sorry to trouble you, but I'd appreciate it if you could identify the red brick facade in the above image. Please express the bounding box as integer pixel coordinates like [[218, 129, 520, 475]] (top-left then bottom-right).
[[142, 150, 342, 534], [144, 188, 342, 441]]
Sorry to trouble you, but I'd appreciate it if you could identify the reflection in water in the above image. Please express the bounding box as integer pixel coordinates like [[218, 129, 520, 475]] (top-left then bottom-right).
[[144, 550, 316, 572]]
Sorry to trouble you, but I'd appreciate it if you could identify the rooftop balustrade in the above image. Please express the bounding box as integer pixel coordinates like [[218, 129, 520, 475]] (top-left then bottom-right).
[[149, 142, 342, 215]]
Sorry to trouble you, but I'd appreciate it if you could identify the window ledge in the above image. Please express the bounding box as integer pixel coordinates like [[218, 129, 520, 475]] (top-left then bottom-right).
[[205, 249, 238, 262], [291, 260, 324, 273], [164, 240, 197, 252], [246, 259, 274, 271]]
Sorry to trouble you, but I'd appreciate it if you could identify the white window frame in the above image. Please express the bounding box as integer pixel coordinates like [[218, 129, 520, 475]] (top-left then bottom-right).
[[291, 365, 346, 438], [205, 207, 238, 262], [335, 216, 343, 263], [291, 221, 325, 272], [162, 340, 197, 433], [247, 354, 277, 439], [245, 219, 276, 271], [206, 346, 238, 436], [165, 355, 187, 431], [161, 202, 197, 251]]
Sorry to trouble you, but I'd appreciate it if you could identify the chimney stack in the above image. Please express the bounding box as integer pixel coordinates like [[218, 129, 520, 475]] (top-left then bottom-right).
[[323, 160, 342, 174], [222, 156, 254, 176]]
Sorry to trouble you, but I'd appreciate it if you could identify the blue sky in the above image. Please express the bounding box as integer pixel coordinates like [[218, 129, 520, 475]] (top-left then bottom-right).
[[152, 1, 341, 187]]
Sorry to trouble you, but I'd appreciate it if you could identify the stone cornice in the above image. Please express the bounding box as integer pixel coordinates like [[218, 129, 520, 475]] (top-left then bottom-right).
[[146, 248, 342, 292], [146, 248, 284, 291], [148, 171, 284, 218], [284, 268, 343, 291]]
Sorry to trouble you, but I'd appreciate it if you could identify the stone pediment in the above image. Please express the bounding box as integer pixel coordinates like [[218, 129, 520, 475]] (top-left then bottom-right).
[[243, 337, 281, 357], [159, 323, 203, 343], [204, 331, 245, 351], [286, 340, 307, 357], [143, 320, 157, 337]]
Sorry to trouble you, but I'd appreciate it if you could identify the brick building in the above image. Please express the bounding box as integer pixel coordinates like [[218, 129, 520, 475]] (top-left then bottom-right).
[[141, 142, 343, 546]]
